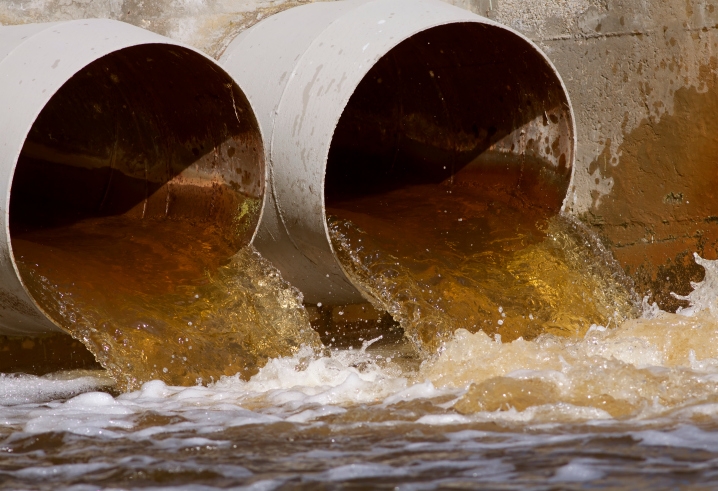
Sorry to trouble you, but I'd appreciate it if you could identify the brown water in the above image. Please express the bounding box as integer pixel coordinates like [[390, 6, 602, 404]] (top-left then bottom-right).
[[5, 292, 718, 488], [327, 180, 638, 353], [7, 175, 718, 488], [11, 208, 321, 392]]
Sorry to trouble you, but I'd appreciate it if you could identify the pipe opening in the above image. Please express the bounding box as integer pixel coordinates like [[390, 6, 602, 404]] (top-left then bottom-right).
[[8, 44, 265, 381], [10, 44, 263, 299], [326, 22, 572, 219], [323, 23, 627, 351]]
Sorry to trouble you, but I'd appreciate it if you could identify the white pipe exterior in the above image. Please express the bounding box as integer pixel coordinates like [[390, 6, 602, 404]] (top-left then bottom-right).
[[220, 0, 577, 306], [0, 20, 257, 336]]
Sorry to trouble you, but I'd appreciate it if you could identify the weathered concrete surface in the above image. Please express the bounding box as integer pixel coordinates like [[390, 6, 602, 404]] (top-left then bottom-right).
[[0, 1, 338, 58], [513, 0, 718, 311], [3, 0, 718, 310]]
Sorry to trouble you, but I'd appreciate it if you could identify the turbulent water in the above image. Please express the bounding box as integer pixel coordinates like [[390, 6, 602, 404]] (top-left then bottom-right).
[[326, 175, 638, 353], [4, 270, 718, 488], [330, 213, 638, 353], [5, 177, 718, 487], [3, 250, 718, 488], [12, 215, 321, 392]]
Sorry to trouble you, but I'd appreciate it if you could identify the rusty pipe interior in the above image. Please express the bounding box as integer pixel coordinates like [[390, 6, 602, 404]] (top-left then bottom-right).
[[5, 44, 264, 371], [326, 23, 573, 220]]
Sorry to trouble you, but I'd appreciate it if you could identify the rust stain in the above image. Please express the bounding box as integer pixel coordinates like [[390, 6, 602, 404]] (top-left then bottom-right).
[[583, 66, 718, 311]]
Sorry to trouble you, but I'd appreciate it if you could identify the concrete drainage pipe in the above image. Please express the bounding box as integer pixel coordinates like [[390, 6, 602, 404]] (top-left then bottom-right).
[[0, 20, 264, 336], [220, 0, 576, 306]]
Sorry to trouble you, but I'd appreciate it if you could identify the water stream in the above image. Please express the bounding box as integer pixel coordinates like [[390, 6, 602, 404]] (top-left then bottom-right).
[[4, 277, 718, 488], [4, 181, 718, 488], [11, 213, 321, 392]]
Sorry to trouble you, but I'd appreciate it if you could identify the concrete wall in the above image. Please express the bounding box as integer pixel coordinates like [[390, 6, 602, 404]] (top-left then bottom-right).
[[3, 0, 717, 310]]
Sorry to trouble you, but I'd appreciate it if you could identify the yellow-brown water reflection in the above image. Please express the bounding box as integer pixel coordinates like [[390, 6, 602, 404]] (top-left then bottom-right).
[[11, 205, 321, 391], [327, 165, 638, 353]]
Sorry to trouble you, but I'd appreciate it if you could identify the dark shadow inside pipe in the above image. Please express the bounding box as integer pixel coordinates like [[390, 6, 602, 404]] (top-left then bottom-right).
[[11, 44, 262, 244], [325, 22, 572, 210], [7, 45, 263, 363]]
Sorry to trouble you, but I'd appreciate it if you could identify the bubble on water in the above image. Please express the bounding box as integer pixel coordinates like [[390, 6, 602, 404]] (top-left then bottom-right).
[[551, 460, 605, 482]]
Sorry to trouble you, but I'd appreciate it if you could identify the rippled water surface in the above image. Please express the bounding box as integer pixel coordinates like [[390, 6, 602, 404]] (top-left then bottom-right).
[[6, 281, 718, 489], [5, 180, 718, 488]]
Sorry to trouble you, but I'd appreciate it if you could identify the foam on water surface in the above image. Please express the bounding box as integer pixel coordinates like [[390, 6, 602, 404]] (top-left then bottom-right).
[[4, 253, 718, 435], [3, 255, 718, 488], [0, 370, 114, 406]]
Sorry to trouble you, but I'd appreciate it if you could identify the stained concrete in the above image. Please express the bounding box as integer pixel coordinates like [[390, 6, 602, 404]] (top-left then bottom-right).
[[3, 0, 718, 310]]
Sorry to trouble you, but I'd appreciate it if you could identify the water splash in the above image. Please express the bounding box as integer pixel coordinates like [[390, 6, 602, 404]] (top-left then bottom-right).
[[329, 212, 638, 354], [3, 255, 718, 490], [15, 228, 321, 391], [420, 253, 718, 420], [673, 252, 718, 316]]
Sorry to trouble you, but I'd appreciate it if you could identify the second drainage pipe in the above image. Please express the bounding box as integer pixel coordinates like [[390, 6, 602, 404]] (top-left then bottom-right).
[[220, 0, 576, 306]]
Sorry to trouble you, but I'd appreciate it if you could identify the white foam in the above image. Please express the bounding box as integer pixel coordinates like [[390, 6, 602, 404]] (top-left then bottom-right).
[[635, 425, 718, 452], [416, 414, 471, 425], [382, 380, 448, 406], [0, 345, 416, 446], [226, 412, 283, 427], [214, 344, 410, 408], [14, 462, 114, 479], [0, 371, 111, 406], [65, 391, 118, 407], [5, 254, 718, 442], [550, 459, 605, 482], [318, 463, 404, 481]]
